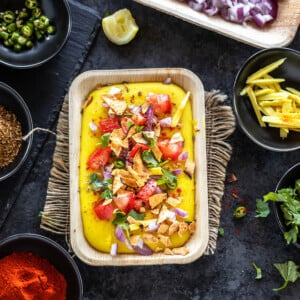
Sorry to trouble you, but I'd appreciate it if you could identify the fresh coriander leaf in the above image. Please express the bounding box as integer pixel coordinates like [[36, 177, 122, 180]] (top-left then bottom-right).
[[273, 261, 300, 291], [252, 263, 262, 280], [142, 150, 159, 167], [135, 125, 144, 133], [101, 189, 113, 200], [284, 226, 298, 244], [100, 133, 111, 148], [142, 131, 157, 149], [128, 209, 145, 220], [218, 227, 224, 237], [158, 158, 170, 167], [295, 179, 300, 194], [89, 173, 110, 191], [157, 168, 177, 190], [112, 211, 129, 237], [127, 120, 134, 128], [255, 199, 270, 218]]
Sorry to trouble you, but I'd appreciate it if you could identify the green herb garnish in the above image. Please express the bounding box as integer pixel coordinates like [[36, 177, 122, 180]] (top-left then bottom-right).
[[264, 179, 300, 244], [100, 133, 111, 148], [273, 261, 300, 291], [255, 199, 270, 218], [157, 168, 177, 190], [128, 209, 145, 220], [142, 150, 159, 167], [101, 189, 113, 200], [135, 125, 144, 133], [218, 227, 224, 237], [252, 263, 262, 280], [142, 131, 157, 149], [89, 173, 111, 191]]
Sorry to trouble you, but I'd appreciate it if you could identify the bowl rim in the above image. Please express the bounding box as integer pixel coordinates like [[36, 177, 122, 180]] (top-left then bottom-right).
[[0, 0, 72, 69], [0, 233, 84, 298], [233, 46, 300, 152], [0, 82, 33, 181], [273, 162, 300, 249]]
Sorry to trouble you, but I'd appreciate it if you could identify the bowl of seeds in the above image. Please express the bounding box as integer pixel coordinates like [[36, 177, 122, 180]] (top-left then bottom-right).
[[0, 82, 33, 181]]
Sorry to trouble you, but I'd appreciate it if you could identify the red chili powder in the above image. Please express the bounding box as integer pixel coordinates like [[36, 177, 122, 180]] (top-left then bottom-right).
[[0, 252, 67, 300]]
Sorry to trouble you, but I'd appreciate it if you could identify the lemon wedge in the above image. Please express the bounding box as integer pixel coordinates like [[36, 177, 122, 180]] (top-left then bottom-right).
[[102, 8, 139, 46]]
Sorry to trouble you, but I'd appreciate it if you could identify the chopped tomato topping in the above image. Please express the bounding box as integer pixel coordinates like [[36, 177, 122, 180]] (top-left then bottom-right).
[[147, 93, 172, 114], [136, 179, 157, 200], [94, 202, 114, 220], [128, 144, 150, 158], [157, 139, 183, 161], [114, 192, 135, 213], [132, 113, 147, 125], [87, 147, 111, 169], [99, 118, 120, 134]]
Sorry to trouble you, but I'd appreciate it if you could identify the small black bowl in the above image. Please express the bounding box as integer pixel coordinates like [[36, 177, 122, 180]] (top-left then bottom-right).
[[273, 163, 300, 249], [0, 233, 83, 299], [0, 0, 71, 69], [0, 82, 33, 181], [233, 47, 300, 152]]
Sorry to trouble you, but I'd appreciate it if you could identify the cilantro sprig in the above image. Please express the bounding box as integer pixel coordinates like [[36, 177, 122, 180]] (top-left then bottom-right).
[[89, 173, 112, 192]]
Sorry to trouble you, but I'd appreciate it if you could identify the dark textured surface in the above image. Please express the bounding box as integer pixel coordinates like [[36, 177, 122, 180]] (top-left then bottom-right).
[[1, 0, 300, 299]]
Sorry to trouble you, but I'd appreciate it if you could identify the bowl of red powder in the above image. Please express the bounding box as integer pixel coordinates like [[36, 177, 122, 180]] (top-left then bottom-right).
[[0, 81, 33, 181], [0, 233, 83, 300]]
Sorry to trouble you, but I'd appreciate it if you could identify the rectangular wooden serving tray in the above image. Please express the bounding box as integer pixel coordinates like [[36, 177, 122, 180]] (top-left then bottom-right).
[[134, 0, 300, 49], [69, 68, 208, 266]]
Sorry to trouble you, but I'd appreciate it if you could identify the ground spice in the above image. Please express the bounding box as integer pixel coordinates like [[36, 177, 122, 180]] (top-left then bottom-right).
[[0, 105, 22, 168], [0, 252, 67, 300]]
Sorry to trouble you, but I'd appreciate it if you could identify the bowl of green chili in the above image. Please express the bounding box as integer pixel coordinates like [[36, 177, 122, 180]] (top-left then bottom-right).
[[0, 0, 71, 68]]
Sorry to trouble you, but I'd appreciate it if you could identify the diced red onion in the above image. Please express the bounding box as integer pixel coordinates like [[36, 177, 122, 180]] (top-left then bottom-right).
[[105, 164, 114, 173], [148, 220, 160, 232], [145, 105, 154, 131], [132, 238, 153, 256], [115, 226, 126, 242], [155, 186, 163, 194], [110, 243, 118, 256], [178, 151, 188, 161], [172, 208, 188, 218], [159, 117, 172, 128], [168, 211, 177, 223], [130, 105, 141, 114], [185, 0, 277, 27], [172, 169, 182, 176], [89, 121, 98, 132], [103, 171, 112, 180]]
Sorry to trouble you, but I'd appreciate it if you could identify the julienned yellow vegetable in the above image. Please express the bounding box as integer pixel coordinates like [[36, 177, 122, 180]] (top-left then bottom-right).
[[242, 57, 300, 139], [80, 82, 196, 256]]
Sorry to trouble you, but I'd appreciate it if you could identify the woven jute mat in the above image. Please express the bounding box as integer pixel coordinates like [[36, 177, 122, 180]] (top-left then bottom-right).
[[41, 91, 236, 255]]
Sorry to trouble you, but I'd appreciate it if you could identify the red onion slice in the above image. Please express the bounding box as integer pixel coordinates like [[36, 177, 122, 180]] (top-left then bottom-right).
[[148, 220, 160, 232], [89, 121, 98, 132], [172, 169, 182, 176], [172, 208, 188, 218], [110, 243, 118, 256], [178, 151, 188, 161], [145, 105, 154, 131], [159, 117, 172, 128], [115, 226, 126, 242], [132, 238, 153, 256]]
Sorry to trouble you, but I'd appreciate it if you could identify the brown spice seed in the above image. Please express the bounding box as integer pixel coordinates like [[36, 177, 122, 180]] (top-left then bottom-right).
[[0, 105, 22, 168]]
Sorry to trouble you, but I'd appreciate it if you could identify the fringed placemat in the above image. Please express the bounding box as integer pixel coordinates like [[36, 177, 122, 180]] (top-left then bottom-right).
[[40, 91, 236, 255]]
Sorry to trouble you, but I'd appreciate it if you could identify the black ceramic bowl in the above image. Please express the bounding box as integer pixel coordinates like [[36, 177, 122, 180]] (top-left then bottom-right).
[[0, 233, 83, 299], [273, 163, 300, 249], [0, 82, 33, 181], [233, 47, 300, 152], [0, 0, 71, 69]]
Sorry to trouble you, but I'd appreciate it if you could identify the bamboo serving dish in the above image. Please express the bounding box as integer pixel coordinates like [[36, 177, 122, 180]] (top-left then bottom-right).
[[134, 0, 300, 48], [69, 68, 208, 266]]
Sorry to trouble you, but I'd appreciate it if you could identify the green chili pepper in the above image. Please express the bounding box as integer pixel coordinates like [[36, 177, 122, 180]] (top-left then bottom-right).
[[11, 32, 20, 42], [6, 23, 16, 33], [38, 15, 50, 28], [21, 25, 33, 37], [0, 31, 9, 40], [34, 29, 43, 40], [17, 35, 27, 46], [113, 158, 125, 169], [13, 43, 22, 52], [15, 20, 23, 29], [46, 25, 56, 35], [25, 0, 38, 10], [233, 206, 247, 219], [3, 11, 15, 24], [32, 8, 42, 19], [18, 9, 29, 19], [25, 40, 33, 48]]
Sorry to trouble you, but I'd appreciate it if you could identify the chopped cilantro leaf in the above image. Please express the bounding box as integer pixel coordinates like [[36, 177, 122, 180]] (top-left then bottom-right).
[[252, 263, 262, 280], [142, 150, 159, 167], [89, 173, 111, 191], [100, 133, 111, 148], [101, 189, 113, 200], [157, 168, 177, 190], [273, 261, 300, 291], [255, 199, 270, 218], [218, 227, 224, 237], [135, 125, 144, 133], [128, 209, 145, 220]]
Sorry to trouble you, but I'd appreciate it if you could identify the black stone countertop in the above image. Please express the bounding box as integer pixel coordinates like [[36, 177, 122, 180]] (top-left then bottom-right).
[[1, 0, 300, 299]]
